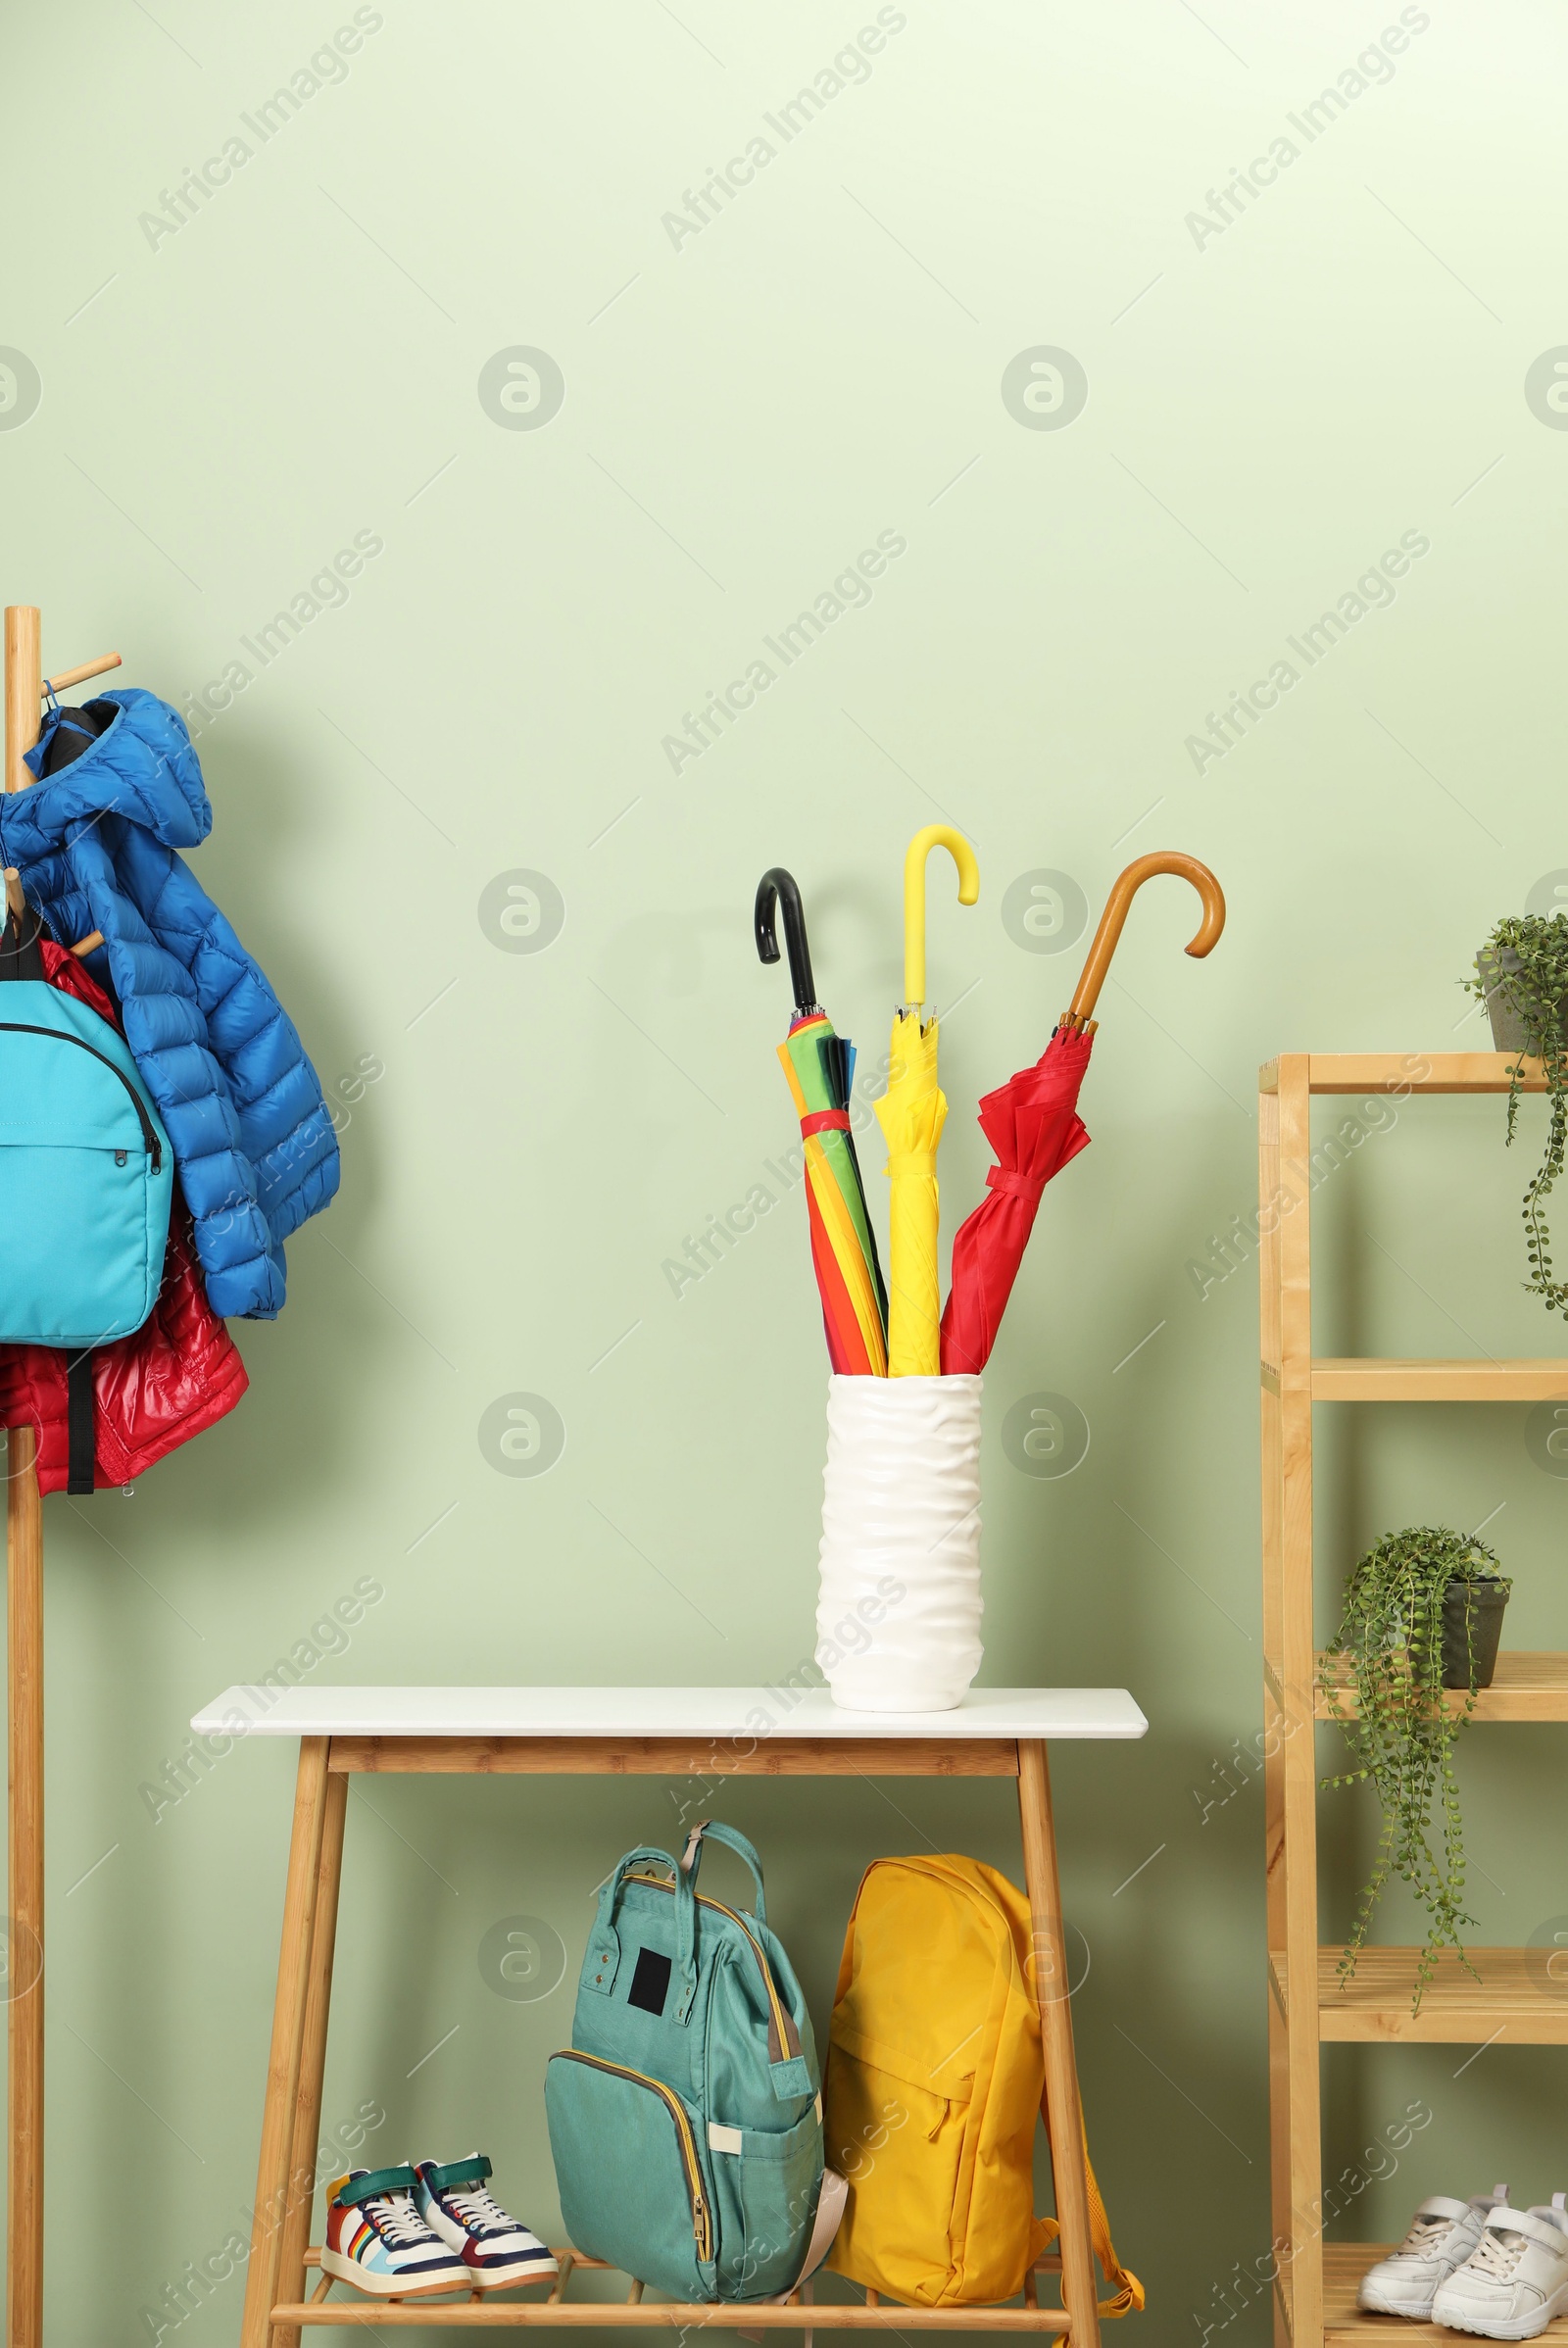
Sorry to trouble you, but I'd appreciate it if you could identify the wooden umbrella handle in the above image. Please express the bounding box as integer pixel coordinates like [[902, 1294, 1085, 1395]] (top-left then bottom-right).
[[1062, 852, 1225, 1034]]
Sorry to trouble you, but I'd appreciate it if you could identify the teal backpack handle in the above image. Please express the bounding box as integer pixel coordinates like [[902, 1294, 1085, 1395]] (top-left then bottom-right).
[[585, 1844, 699, 2021], [680, 1821, 767, 1928], [684, 1821, 812, 2101]]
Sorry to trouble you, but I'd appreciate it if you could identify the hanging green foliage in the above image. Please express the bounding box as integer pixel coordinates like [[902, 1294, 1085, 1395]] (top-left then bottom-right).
[[1467, 914, 1568, 1315], [1319, 1525, 1508, 2013]]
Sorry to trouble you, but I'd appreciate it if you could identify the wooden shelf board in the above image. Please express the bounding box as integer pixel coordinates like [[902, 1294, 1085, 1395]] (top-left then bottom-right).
[[1270, 1947, 1568, 2042], [1312, 1358, 1568, 1401], [1315, 1652, 1568, 1722], [278, 2255, 1069, 2330], [1307, 1054, 1550, 1095], [1323, 2243, 1568, 2342], [270, 2308, 1068, 2332]]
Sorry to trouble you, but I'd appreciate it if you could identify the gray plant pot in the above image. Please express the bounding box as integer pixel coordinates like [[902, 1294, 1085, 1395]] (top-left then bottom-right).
[[1474, 944, 1568, 1056], [1440, 1575, 1509, 1690], [1477, 946, 1533, 1052]]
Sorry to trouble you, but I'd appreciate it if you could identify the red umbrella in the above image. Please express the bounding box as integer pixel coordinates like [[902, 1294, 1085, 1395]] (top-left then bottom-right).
[[940, 853, 1225, 1374], [940, 1030, 1093, 1373]]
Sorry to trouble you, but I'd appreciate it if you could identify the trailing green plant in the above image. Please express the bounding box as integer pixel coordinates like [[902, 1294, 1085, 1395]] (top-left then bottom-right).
[[1466, 914, 1568, 1316], [1319, 1525, 1509, 2012]]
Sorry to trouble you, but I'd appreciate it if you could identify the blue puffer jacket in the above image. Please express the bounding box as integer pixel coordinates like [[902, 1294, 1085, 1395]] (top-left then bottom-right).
[[0, 689, 339, 1319]]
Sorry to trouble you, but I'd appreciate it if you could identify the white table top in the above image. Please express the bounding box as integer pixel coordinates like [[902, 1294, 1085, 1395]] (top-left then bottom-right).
[[190, 1685, 1147, 1741]]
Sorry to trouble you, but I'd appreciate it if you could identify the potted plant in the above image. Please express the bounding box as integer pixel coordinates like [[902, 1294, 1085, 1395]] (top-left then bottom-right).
[[1319, 1526, 1510, 2012], [1467, 915, 1568, 1316]]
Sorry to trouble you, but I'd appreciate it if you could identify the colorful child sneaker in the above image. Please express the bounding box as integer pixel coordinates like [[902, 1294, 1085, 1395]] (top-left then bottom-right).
[[1358, 2186, 1511, 2317], [1432, 2195, 1568, 2340], [414, 2154, 558, 2288], [321, 2166, 471, 2298]]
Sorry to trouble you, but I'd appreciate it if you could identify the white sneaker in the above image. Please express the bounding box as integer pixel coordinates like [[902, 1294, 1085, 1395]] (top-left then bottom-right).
[[1358, 2186, 1511, 2317], [1433, 2196, 1568, 2340]]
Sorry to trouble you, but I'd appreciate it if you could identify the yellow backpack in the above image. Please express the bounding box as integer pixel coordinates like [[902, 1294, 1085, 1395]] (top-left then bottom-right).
[[822, 1854, 1142, 2312]]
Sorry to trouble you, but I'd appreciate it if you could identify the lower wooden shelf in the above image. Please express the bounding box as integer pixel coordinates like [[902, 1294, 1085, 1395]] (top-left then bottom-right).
[[1314, 1652, 1568, 1723], [1271, 1947, 1568, 2043], [274, 2250, 1070, 2331], [1311, 1359, 1568, 1401], [1323, 2243, 1568, 2342]]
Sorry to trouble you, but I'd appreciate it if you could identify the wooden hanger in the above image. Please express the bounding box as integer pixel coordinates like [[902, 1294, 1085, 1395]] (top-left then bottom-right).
[[3, 644, 122, 953]]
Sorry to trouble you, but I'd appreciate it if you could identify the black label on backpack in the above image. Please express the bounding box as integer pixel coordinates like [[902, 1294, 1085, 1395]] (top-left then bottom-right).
[[628, 1946, 673, 2017]]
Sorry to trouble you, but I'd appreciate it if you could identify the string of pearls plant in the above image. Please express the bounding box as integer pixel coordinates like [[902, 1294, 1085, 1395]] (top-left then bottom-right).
[[1320, 1526, 1508, 2013], [1469, 914, 1568, 1315]]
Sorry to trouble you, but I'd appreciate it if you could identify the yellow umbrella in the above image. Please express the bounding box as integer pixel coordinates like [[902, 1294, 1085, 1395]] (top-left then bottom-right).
[[875, 825, 979, 1376]]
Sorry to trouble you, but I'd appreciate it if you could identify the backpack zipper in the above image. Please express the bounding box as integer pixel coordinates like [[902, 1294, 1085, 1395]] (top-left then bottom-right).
[[626, 1871, 799, 2064], [0, 1023, 162, 1171], [553, 2051, 711, 2260]]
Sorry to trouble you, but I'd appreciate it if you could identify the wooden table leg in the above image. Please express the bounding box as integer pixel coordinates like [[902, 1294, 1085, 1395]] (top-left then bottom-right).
[[272, 1766, 348, 2348], [240, 1737, 330, 2348], [7, 1423, 44, 2348], [1018, 1739, 1100, 2348]]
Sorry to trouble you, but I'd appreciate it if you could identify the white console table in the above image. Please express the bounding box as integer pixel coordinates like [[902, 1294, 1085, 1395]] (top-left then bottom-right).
[[190, 1686, 1147, 2348]]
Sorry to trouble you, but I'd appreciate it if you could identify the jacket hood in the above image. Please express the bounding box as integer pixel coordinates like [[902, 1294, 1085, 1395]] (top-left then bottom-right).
[[4, 688, 211, 858]]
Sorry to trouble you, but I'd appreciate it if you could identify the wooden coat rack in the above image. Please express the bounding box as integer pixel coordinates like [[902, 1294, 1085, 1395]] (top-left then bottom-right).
[[4, 607, 122, 2348]]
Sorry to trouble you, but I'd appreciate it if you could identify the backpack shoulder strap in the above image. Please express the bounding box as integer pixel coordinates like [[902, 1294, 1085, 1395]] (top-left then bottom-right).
[[65, 1350, 95, 1495], [783, 2167, 849, 2297], [1036, 2087, 1145, 2318], [0, 902, 45, 983]]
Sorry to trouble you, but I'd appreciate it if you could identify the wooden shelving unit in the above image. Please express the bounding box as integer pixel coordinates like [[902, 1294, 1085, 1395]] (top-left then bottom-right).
[[1259, 1052, 1568, 2348]]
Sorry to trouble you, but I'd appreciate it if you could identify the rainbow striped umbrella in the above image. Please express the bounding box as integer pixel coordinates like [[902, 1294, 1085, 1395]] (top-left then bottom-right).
[[756, 871, 888, 1377]]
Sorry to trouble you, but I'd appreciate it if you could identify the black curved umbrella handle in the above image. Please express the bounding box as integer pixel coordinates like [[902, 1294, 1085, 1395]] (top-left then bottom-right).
[[754, 866, 818, 1015]]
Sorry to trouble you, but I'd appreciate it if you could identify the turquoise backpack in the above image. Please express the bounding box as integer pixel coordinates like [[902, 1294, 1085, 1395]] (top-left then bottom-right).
[[0, 964, 172, 1348], [546, 1823, 835, 2302]]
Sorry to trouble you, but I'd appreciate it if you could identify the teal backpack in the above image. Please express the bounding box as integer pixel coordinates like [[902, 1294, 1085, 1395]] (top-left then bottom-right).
[[546, 1822, 838, 2302], [0, 931, 172, 1351]]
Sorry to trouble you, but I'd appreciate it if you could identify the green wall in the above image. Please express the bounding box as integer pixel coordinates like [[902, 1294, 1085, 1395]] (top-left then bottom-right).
[[4, 1, 1567, 2339]]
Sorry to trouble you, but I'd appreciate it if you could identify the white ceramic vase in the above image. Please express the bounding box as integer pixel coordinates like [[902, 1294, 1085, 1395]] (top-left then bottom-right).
[[815, 1373, 984, 1713]]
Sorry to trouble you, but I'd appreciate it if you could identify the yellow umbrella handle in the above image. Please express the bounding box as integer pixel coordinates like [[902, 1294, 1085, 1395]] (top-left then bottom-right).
[[1062, 852, 1225, 1034], [903, 824, 979, 1006]]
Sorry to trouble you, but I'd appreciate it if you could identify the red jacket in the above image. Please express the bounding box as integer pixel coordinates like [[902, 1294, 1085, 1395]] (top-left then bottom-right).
[[0, 944, 248, 1492]]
